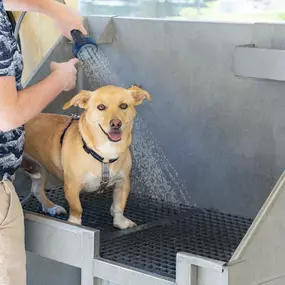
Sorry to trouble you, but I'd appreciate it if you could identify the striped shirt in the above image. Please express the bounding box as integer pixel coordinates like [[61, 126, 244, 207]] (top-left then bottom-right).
[[0, 1, 24, 180]]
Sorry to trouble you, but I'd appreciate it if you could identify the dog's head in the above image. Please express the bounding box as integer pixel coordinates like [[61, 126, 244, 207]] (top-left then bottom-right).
[[63, 85, 152, 146]]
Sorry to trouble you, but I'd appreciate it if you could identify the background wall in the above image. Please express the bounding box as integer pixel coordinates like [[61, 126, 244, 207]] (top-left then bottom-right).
[[12, 0, 78, 83]]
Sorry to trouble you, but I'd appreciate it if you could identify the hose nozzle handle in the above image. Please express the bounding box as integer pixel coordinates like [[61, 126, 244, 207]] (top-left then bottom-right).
[[71, 29, 85, 43], [70, 29, 98, 58]]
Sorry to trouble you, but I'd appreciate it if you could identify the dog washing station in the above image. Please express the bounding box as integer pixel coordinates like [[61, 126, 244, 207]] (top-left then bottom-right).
[[14, 16, 285, 285]]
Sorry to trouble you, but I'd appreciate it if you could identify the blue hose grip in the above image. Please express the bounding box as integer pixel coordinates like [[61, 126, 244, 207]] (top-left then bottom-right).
[[71, 29, 98, 58]]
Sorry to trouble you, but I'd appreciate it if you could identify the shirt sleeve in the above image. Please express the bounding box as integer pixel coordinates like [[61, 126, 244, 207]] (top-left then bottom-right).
[[0, 33, 14, 77]]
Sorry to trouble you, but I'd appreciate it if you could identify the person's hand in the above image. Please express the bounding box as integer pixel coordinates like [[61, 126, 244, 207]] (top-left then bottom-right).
[[51, 2, 87, 40], [50, 58, 79, 91]]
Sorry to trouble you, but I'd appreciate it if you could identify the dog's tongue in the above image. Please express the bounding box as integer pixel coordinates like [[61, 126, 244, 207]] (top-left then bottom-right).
[[108, 131, 122, 141]]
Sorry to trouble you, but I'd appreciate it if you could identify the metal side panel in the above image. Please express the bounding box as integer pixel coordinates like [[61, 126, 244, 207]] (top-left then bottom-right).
[[176, 252, 228, 285], [24, 211, 100, 268], [93, 258, 175, 285], [228, 171, 285, 285], [234, 45, 285, 81]]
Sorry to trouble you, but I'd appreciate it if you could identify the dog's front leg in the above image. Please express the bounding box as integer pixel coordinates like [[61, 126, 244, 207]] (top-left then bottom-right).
[[64, 180, 83, 225], [110, 176, 137, 229]]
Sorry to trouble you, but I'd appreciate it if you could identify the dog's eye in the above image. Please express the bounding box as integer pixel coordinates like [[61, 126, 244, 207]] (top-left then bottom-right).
[[97, 104, 106, 111], [120, 103, 128, 110]]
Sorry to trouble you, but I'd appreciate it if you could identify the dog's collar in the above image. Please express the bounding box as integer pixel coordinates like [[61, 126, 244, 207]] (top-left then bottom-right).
[[60, 114, 119, 164], [81, 138, 118, 164]]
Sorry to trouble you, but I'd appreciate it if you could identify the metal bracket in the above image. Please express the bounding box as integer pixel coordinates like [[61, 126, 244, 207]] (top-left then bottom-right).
[[176, 252, 227, 285], [233, 44, 285, 82]]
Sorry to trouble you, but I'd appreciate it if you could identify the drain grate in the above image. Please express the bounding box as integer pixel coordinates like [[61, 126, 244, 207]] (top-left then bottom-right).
[[100, 209, 252, 279], [22, 186, 189, 233], [21, 186, 252, 279]]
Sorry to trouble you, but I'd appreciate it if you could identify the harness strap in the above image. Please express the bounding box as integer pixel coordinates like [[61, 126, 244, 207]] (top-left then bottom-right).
[[60, 114, 118, 164], [82, 138, 118, 164], [60, 114, 80, 145]]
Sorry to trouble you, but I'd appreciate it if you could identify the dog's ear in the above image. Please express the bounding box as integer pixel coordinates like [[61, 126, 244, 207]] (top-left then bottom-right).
[[128, 85, 152, 106], [63, 90, 91, 110]]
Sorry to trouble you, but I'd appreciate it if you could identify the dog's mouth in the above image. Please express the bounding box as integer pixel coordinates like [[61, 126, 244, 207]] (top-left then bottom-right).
[[99, 124, 122, 142]]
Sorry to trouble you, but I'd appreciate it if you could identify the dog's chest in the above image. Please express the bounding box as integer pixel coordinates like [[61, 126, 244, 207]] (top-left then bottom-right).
[[97, 142, 119, 158], [84, 169, 124, 192]]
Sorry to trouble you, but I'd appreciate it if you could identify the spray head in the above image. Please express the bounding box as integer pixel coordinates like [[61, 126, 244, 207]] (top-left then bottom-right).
[[71, 29, 98, 60]]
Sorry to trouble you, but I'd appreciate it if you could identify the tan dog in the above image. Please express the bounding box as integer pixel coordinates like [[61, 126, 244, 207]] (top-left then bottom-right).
[[21, 85, 152, 229]]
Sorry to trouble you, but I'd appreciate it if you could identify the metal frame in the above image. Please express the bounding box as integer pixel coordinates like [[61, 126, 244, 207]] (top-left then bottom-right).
[[24, 208, 232, 285], [24, 211, 100, 284], [93, 258, 175, 285], [176, 253, 228, 285]]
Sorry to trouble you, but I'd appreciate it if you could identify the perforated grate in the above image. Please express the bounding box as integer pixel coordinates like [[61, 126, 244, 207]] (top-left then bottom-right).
[[100, 209, 252, 279], [21, 186, 252, 279], [22, 186, 189, 233]]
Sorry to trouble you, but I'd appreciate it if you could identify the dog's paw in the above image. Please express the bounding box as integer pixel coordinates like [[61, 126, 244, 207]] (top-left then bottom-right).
[[42, 205, 67, 216], [68, 216, 82, 225], [113, 215, 137, 230]]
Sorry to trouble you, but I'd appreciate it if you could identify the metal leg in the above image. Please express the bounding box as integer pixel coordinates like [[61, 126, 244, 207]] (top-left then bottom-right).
[[176, 254, 197, 285], [176, 252, 227, 285], [81, 230, 100, 285]]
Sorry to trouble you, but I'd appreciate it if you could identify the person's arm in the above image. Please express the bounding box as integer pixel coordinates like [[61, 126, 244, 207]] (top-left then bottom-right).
[[4, 0, 59, 12], [3, 0, 87, 39], [0, 0, 86, 132], [0, 59, 78, 132]]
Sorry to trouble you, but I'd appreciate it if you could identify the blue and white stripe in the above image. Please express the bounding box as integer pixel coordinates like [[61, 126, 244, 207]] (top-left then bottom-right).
[[0, 1, 24, 180]]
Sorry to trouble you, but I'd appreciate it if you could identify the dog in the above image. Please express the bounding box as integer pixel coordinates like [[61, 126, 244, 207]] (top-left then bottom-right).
[[21, 85, 152, 229]]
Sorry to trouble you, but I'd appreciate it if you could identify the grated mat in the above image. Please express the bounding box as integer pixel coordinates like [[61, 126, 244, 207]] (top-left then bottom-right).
[[100, 208, 252, 278], [22, 186, 190, 233], [20, 186, 252, 279]]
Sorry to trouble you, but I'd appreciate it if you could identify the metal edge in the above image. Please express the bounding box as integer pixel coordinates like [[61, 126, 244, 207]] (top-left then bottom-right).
[[176, 252, 228, 285], [93, 257, 175, 285], [229, 170, 285, 263], [81, 228, 100, 284], [24, 210, 99, 233], [177, 252, 227, 273], [85, 14, 257, 25]]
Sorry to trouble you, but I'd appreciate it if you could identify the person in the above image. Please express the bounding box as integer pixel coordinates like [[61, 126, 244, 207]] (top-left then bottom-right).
[[0, 0, 87, 284]]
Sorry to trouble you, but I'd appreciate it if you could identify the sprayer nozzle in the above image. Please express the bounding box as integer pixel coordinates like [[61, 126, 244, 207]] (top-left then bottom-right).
[[71, 29, 98, 58]]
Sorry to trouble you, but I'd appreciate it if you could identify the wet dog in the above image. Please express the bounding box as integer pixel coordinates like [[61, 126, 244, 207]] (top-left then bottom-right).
[[21, 85, 152, 229]]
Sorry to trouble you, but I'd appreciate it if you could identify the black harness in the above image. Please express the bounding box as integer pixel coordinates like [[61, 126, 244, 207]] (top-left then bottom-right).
[[60, 114, 80, 145], [60, 114, 119, 193]]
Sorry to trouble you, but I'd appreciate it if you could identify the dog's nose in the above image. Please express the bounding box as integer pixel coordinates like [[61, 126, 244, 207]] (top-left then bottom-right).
[[110, 119, 122, 130]]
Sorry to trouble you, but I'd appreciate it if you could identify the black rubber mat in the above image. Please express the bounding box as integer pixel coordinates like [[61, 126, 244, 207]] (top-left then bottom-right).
[[21, 186, 252, 279], [22, 186, 190, 233], [100, 208, 252, 279]]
